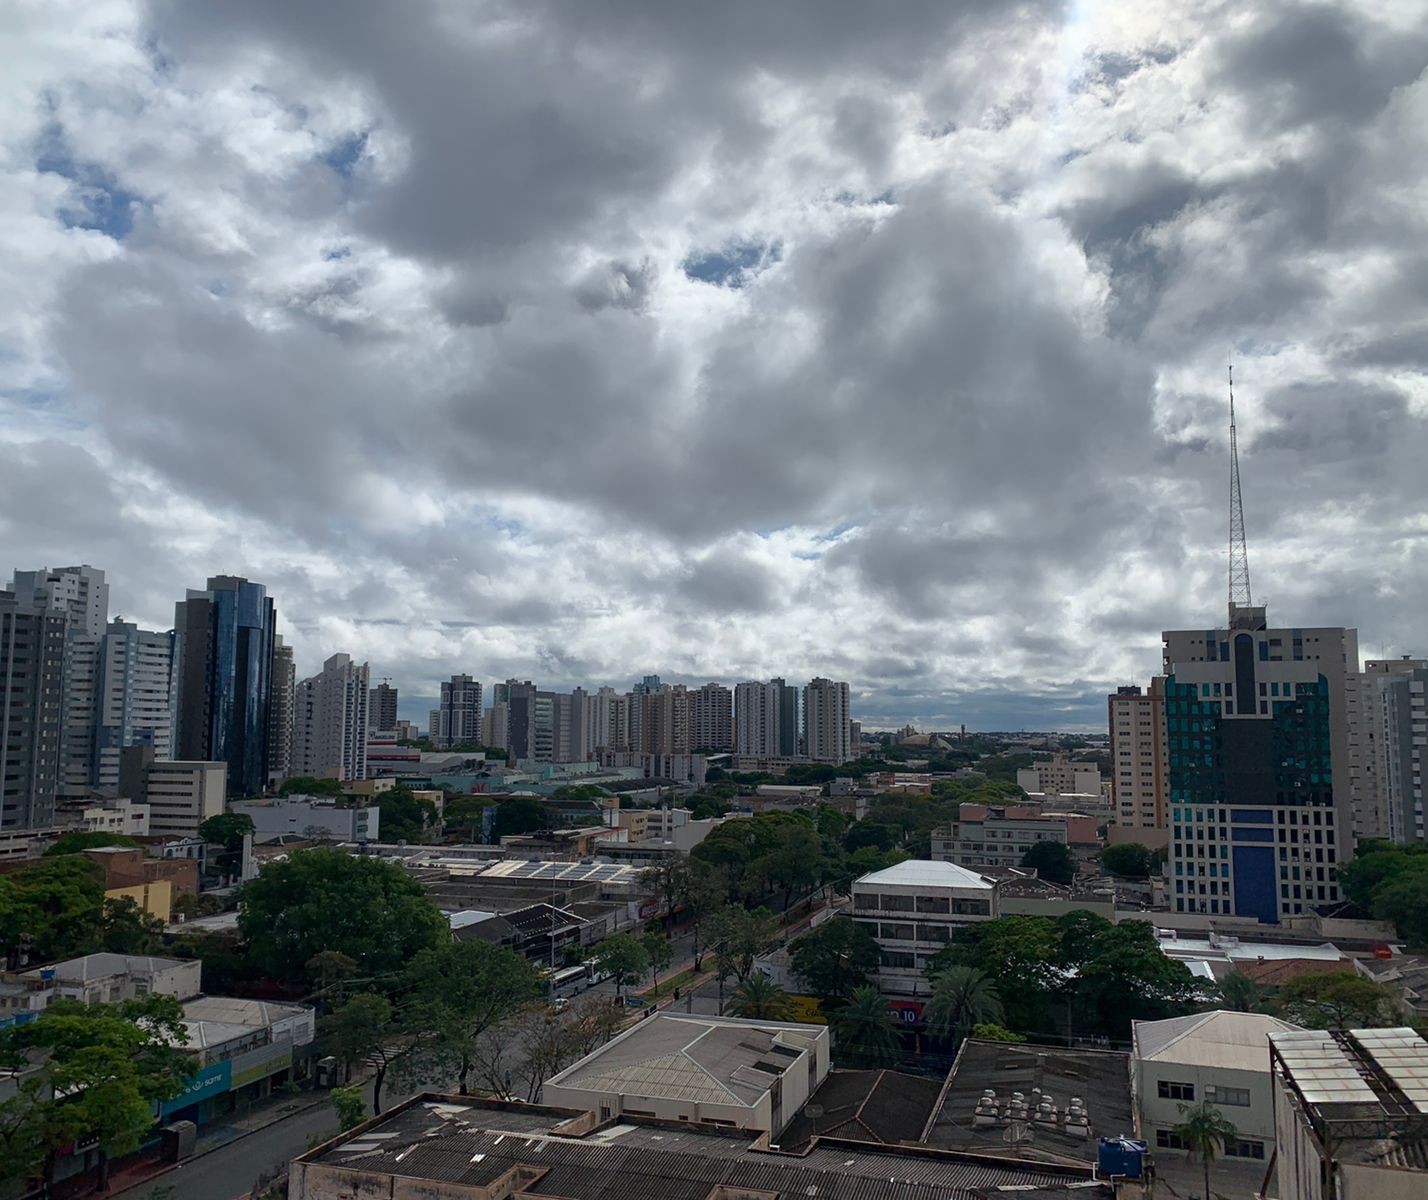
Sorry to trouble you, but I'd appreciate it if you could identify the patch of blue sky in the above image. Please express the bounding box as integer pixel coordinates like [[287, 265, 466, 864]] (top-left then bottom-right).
[[681, 238, 782, 288], [324, 131, 368, 178], [35, 123, 143, 240]]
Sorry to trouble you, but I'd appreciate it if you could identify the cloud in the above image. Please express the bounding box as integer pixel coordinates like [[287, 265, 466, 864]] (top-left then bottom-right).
[[2, 0, 1426, 730]]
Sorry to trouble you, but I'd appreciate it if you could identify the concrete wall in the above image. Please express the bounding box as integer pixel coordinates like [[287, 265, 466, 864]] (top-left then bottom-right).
[[1137, 1059, 1276, 1147]]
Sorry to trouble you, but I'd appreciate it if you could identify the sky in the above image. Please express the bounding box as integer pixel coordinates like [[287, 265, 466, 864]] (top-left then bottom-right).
[[3, 1, 1427, 732]]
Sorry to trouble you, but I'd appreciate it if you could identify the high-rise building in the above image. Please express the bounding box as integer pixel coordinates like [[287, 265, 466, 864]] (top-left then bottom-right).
[[90, 620, 177, 793], [369, 681, 399, 732], [10, 565, 109, 637], [1359, 657, 1428, 842], [735, 680, 781, 756], [690, 683, 734, 753], [119, 746, 225, 838], [804, 678, 851, 764], [267, 635, 295, 783], [549, 687, 591, 762], [496, 680, 537, 759], [588, 686, 628, 752], [0, 590, 68, 829], [293, 653, 370, 781], [1368, 659, 1428, 844], [173, 575, 277, 799], [1108, 682, 1169, 837], [772, 677, 799, 757], [1163, 605, 1355, 922], [430, 674, 482, 749], [630, 684, 690, 756], [481, 702, 509, 752]]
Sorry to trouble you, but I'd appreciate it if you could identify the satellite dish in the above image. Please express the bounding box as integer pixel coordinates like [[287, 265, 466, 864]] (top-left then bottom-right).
[[803, 1104, 824, 1119]]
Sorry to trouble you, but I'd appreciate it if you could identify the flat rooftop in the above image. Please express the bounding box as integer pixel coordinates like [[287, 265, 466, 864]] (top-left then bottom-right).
[[296, 1095, 1111, 1200], [925, 1039, 1134, 1167]]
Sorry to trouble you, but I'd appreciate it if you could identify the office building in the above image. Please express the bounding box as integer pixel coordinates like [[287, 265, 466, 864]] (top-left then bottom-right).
[[1132, 1010, 1300, 1166], [803, 677, 851, 764], [494, 679, 536, 758], [267, 634, 295, 783], [1109, 682, 1169, 836], [481, 702, 509, 752], [86, 620, 178, 793], [369, 680, 398, 731], [772, 677, 799, 755], [1370, 657, 1428, 845], [232, 794, 380, 842], [293, 653, 370, 781], [850, 860, 998, 996], [1163, 606, 1355, 922], [544, 1013, 829, 1133], [430, 674, 482, 749], [119, 746, 225, 837], [0, 590, 67, 829], [174, 576, 277, 798], [931, 803, 1101, 872], [1269, 1027, 1428, 1200], [1016, 755, 1102, 797], [9, 564, 109, 637], [689, 682, 734, 752]]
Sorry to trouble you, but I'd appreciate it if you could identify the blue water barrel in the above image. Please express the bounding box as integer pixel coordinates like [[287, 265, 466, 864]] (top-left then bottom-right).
[[1097, 1136, 1147, 1179]]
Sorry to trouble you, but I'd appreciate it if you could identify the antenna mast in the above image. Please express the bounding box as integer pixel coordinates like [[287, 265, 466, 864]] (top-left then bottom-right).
[[1227, 357, 1252, 616]]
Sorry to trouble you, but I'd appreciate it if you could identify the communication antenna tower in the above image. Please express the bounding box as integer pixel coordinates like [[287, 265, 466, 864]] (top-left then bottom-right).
[[1227, 357, 1253, 616]]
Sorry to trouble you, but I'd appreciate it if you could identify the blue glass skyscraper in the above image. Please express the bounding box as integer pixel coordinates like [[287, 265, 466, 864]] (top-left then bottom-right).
[[174, 576, 277, 798]]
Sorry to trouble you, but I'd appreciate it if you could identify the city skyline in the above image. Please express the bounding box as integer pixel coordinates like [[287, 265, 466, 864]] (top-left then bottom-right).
[[4, 3, 1426, 732]]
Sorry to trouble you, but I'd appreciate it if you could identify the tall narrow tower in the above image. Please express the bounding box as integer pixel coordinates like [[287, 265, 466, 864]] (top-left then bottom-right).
[[1227, 359, 1253, 620]]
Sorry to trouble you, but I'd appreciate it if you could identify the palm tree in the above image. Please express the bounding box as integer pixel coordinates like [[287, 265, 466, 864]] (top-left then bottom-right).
[[831, 985, 903, 1069], [732, 972, 794, 1020], [1174, 1100, 1238, 1200], [924, 965, 1004, 1043], [1217, 970, 1268, 1014]]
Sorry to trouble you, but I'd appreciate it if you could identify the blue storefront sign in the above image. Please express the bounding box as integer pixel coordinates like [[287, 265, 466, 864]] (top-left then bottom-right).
[[157, 1059, 232, 1118]]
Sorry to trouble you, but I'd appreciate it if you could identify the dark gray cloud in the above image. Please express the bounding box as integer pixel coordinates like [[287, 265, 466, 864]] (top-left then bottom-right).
[[2, 0, 1425, 730]]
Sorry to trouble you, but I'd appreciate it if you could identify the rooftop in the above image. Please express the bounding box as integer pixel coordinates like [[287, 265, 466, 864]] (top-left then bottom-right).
[[1133, 1010, 1301, 1070], [924, 1039, 1134, 1167], [545, 1014, 821, 1110], [778, 1070, 944, 1150], [1237, 957, 1353, 987], [297, 1095, 1111, 1200], [22, 953, 188, 983], [854, 860, 995, 891]]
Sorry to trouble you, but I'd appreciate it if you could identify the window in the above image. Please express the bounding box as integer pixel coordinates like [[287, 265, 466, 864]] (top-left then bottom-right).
[[881, 894, 915, 912], [1226, 1139, 1265, 1160], [1156, 1129, 1188, 1150], [1158, 1080, 1195, 1102], [853, 893, 878, 910], [1213, 1086, 1250, 1107]]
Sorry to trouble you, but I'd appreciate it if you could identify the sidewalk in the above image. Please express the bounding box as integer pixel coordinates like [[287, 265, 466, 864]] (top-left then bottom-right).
[[53, 1087, 338, 1199]]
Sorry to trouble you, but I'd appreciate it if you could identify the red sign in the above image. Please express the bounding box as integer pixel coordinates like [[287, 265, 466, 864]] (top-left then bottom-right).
[[887, 1000, 923, 1025]]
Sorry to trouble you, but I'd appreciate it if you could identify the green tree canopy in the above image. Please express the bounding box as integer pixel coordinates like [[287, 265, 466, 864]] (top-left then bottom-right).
[[1020, 840, 1076, 885], [789, 917, 881, 1002], [831, 985, 902, 1069], [1098, 842, 1155, 879], [591, 933, 649, 999], [279, 775, 346, 798], [198, 811, 256, 852], [443, 794, 493, 842], [42, 832, 140, 856], [732, 973, 794, 1021], [1277, 972, 1404, 1029], [374, 784, 438, 843], [0, 855, 105, 962], [0, 995, 195, 1191], [237, 848, 448, 982], [1217, 970, 1270, 1014], [1174, 1100, 1238, 1200], [706, 905, 777, 986], [491, 797, 548, 841], [100, 897, 165, 955], [1338, 842, 1428, 947], [924, 966, 1004, 1044]]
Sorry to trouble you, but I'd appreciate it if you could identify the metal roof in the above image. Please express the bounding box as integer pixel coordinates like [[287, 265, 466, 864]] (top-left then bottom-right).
[[853, 860, 995, 890], [1133, 1010, 1301, 1070]]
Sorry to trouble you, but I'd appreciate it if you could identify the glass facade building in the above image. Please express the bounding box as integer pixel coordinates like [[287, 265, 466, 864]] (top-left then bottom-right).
[[1163, 608, 1345, 923], [174, 576, 276, 798]]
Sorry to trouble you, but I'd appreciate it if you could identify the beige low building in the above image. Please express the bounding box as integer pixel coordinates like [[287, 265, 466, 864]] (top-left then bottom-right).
[[543, 1013, 829, 1134]]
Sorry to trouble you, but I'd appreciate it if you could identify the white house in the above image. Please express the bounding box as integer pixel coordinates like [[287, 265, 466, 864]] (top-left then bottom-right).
[[850, 860, 999, 997], [1132, 1009, 1300, 1166]]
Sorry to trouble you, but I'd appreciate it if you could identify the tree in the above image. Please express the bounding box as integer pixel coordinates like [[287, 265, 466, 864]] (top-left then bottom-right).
[[640, 858, 689, 927], [491, 797, 548, 841], [1021, 840, 1076, 885], [789, 918, 881, 1003], [0, 996, 195, 1191], [398, 940, 542, 1094], [970, 1022, 1024, 1043], [732, 973, 794, 1020], [748, 822, 827, 910], [443, 795, 492, 843], [306, 950, 358, 995], [642, 932, 673, 994], [1338, 842, 1428, 947], [1174, 1100, 1238, 1200], [1278, 972, 1403, 1029], [42, 831, 140, 856], [684, 863, 728, 970], [331, 1086, 366, 1131], [831, 986, 902, 1069], [927, 916, 1061, 1034], [237, 848, 448, 982], [1065, 919, 1206, 1037], [1217, 970, 1270, 1014], [280, 776, 345, 798], [100, 897, 164, 954], [374, 784, 438, 844], [199, 811, 256, 876], [329, 993, 400, 1113], [1099, 843, 1155, 879], [592, 933, 649, 1000], [924, 966, 1004, 1044], [0, 855, 105, 963], [706, 906, 777, 991]]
